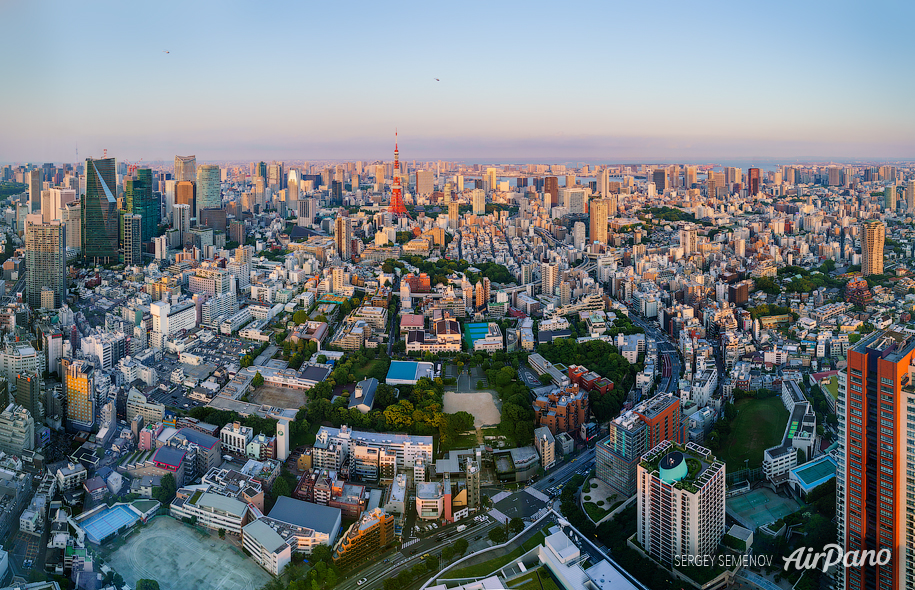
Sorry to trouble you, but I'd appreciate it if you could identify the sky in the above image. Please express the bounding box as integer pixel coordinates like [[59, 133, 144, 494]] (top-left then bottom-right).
[[2, 0, 914, 163]]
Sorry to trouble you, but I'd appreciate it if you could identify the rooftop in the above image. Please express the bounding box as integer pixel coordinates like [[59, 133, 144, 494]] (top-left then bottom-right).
[[268, 496, 341, 534]]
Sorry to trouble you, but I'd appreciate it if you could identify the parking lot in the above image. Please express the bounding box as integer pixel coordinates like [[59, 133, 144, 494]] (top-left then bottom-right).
[[518, 367, 542, 388]]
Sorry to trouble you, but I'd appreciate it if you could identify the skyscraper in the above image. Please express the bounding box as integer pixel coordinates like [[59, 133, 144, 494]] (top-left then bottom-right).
[[684, 166, 697, 188], [28, 169, 41, 212], [885, 183, 897, 211], [679, 224, 698, 255], [589, 198, 610, 245], [543, 176, 559, 206], [15, 373, 43, 423], [906, 180, 915, 214], [840, 332, 915, 590], [334, 217, 352, 261], [541, 262, 559, 297], [25, 214, 65, 309], [125, 168, 158, 243], [121, 213, 142, 267], [196, 165, 221, 219], [62, 358, 95, 429], [415, 170, 434, 196], [173, 204, 191, 245], [448, 201, 460, 230], [651, 169, 666, 192], [860, 220, 885, 276], [472, 189, 485, 215], [287, 169, 300, 211], [82, 157, 119, 263], [747, 167, 761, 195], [175, 181, 195, 218], [174, 155, 197, 182]]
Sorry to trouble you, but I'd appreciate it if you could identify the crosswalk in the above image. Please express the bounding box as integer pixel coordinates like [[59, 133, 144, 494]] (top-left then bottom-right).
[[489, 508, 508, 524], [524, 487, 549, 502], [489, 490, 512, 504], [401, 537, 420, 549]]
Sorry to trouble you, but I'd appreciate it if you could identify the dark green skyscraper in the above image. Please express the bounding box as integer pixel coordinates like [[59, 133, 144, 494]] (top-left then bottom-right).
[[125, 168, 159, 242], [82, 158, 119, 263]]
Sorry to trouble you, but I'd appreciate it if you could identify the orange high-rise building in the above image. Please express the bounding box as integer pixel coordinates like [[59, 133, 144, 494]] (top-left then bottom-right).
[[840, 331, 915, 590]]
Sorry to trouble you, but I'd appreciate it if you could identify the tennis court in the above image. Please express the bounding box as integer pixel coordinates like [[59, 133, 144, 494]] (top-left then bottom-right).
[[464, 323, 490, 348], [80, 504, 141, 544], [727, 487, 801, 529]]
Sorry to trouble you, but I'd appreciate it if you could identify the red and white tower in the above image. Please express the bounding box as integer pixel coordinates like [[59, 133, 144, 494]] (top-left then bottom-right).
[[389, 133, 409, 217]]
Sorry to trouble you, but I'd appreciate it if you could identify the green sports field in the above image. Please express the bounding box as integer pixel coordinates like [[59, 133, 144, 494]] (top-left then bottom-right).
[[719, 397, 789, 470]]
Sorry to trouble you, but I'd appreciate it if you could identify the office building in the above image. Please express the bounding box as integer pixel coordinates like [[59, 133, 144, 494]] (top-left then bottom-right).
[[885, 184, 897, 211], [173, 204, 191, 244], [82, 157, 119, 263], [860, 220, 885, 276], [415, 170, 434, 196], [651, 169, 666, 192], [24, 215, 65, 309], [334, 217, 352, 261], [62, 358, 95, 429], [637, 440, 726, 566], [559, 187, 587, 214], [28, 169, 41, 212], [125, 168, 158, 242], [0, 403, 34, 456], [589, 198, 610, 245], [174, 155, 196, 182], [196, 165, 221, 218], [544, 176, 559, 206], [121, 213, 142, 267], [62, 201, 81, 251], [839, 331, 915, 590], [747, 167, 761, 195], [14, 373, 42, 424], [46, 187, 76, 223]]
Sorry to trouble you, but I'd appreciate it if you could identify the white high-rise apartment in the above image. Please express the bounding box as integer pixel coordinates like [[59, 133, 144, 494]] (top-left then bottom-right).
[[559, 187, 588, 214], [45, 188, 76, 222], [472, 189, 485, 215], [541, 262, 560, 298], [679, 224, 698, 255], [637, 440, 725, 566]]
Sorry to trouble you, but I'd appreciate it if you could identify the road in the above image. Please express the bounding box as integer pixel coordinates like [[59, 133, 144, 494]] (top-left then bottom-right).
[[339, 449, 596, 590], [387, 278, 399, 356], [626, 312, 682, 394]]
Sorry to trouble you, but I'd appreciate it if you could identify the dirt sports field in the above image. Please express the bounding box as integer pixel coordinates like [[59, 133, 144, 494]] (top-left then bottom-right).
[[443, 390, 501, 427], [248, 383, 309, 409]]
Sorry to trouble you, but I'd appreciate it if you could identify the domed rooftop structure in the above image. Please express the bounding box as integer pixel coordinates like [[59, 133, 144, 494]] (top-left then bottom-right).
[[659, 450, 687, 483]]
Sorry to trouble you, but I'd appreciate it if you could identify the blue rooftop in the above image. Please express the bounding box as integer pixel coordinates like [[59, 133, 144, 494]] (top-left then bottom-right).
[[387, 361, 419, 381]]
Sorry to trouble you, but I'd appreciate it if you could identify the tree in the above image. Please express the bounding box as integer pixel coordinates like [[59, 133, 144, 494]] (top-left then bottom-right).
[[153, 473, 177, 505], [488, 527, 507, 543], [293, 310, 308, 324], [453, 538, 468, 556], [508, 517, 524, 535], [317, 354, 328, 364], [310, 544, 334, 565], [538, 373, 554, 384], [252, 371, 265, 388], [136, 581, 161, 590], [218, 528, 226, 539], [442, 546, 455, 562], [272, 476, 292, 499]]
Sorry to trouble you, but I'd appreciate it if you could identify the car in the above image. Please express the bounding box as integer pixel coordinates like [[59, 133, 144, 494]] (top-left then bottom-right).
[[357, 579, 367, 586]]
